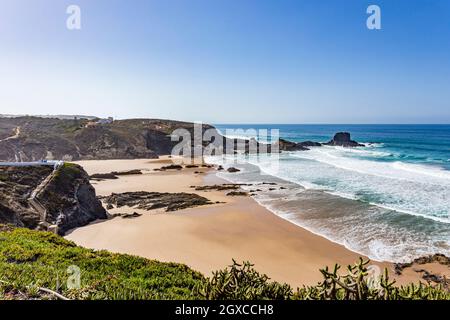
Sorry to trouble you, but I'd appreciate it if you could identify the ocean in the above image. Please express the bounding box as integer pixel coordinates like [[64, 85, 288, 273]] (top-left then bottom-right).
[[207, 124, 450, 262]]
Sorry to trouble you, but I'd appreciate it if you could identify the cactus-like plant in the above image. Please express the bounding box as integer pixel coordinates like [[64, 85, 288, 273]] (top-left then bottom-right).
[[195, 259, 449, 300]]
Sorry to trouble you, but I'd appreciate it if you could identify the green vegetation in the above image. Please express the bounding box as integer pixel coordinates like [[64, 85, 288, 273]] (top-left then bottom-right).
[[1, 225, 449, 300], [52, 162, 83, 184], [194, 260, 449, 300], [0, 226, 204, 300], [193, 260, 292, 299]]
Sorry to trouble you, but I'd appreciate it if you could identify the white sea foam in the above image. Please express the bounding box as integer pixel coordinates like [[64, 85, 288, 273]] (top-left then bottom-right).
[[243, 150, 450, 223], [206, 152, 450, 262], [290, 147, 450, 181]]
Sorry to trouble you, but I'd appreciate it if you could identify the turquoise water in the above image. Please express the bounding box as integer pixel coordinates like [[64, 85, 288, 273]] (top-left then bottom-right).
[[216, 124, 450, 170], [211, 124, 450, 262]]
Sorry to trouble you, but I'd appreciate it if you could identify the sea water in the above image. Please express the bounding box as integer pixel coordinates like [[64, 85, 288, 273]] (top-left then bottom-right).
[[207, 124, 450, 262]]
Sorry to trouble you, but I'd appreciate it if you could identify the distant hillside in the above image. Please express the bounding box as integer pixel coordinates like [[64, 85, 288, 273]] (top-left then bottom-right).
[[0, 116, 364, 162], [0, 117, 216, 161]]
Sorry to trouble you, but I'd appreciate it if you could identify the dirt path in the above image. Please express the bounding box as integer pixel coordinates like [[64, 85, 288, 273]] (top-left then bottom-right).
[[0, 126, 21, 142]]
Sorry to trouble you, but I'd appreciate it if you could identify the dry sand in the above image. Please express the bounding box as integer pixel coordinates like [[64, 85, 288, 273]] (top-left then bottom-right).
[[66, 157, 448, 287]]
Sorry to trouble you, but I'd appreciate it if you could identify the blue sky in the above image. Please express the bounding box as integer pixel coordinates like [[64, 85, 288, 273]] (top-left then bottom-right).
[[0, 0, 449, 123]]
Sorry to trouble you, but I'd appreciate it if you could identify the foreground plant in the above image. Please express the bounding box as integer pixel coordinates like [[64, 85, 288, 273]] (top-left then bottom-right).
[[193, 260, 292, 300], [195, 259, 449, 300]]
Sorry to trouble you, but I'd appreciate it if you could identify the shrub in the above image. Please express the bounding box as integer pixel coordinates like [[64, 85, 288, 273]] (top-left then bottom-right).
[[195, 259, 450, 300], [193, 260, 293, 300]]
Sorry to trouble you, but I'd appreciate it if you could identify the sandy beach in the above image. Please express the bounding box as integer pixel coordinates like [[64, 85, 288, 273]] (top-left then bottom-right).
[[66, 157, 447, 287]]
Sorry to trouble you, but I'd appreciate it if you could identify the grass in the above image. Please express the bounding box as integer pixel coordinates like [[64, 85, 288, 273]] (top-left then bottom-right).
[[0, 225, 204, 300]]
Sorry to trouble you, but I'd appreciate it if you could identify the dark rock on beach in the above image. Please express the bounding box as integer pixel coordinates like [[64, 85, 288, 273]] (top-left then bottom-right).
[[90, 173, 119, 180], [227, 167, 241, 173], [100, 191, 213, 212], [226, 191, 249, 196], [154, 164, 183, 171], [192, 184, 246, 191], [111, 169, 142, 176], [121, 212, 142, 219], [90, 169, 142, 180], [394, 253, 450, 275]]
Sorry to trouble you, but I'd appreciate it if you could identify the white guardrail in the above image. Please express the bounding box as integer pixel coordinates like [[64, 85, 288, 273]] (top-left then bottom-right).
[[0, 160, 64, 169]]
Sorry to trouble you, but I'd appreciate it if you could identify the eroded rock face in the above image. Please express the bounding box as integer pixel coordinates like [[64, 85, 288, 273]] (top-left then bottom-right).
[[324, 132, 364, 147], [0, 117, 217, 161], [0, 166, 54, 229], [100, 191, 213, 212], [0, 164, 107, 235]]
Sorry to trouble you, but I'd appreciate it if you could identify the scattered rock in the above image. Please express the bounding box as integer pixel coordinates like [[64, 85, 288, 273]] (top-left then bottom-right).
[[122, 212, 142, 219], [226, 191, 249, 196], [90, 173, 118, 180], [193, 184, 244, 191], [185, 165, 199, 168], [155, 164, 183, 171], [227, 167, 241, 173], [111, 169, 142, 176], [217, 165, 224, 171], [106, 203, 114, 210], [100, 191, 213, 212], [394, 254, 450, 276]]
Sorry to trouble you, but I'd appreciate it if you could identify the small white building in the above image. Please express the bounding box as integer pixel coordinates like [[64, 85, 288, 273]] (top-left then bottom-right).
[[96, 117, 114, 125]]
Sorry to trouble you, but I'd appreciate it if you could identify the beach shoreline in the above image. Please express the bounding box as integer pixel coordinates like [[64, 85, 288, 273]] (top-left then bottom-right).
[[65, 157, 448, 287]]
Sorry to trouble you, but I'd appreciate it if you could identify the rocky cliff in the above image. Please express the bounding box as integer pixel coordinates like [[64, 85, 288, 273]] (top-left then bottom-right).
[[0, 163, 107, 235], [0, 116, 365, 161], [0, 117, 217, 161]]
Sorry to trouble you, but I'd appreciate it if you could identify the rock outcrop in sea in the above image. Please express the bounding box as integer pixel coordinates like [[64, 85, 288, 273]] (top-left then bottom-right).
[[324, 132, 364, 147], [277, 138, 322, 151]]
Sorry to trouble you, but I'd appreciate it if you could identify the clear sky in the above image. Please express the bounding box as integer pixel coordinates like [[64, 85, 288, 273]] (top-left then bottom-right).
[[1, 0, 449, 124]]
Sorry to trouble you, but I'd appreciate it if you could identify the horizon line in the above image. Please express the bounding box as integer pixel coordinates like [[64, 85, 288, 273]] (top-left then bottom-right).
[[1, 114, 450, 126]]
